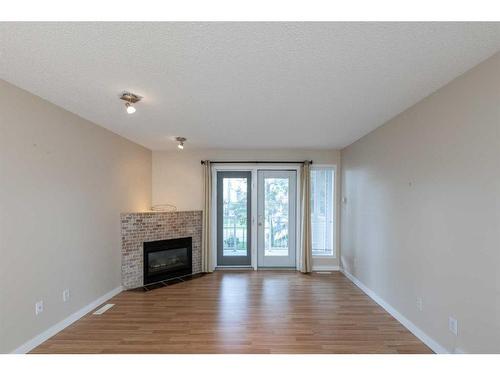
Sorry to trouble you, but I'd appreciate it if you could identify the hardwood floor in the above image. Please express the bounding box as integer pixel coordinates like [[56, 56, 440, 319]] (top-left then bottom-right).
[[31, 271, 433, 354]]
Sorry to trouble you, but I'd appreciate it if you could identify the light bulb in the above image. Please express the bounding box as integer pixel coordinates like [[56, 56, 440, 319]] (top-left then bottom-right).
[[126, 102, 136, 114], [175, 137, 187, 149]]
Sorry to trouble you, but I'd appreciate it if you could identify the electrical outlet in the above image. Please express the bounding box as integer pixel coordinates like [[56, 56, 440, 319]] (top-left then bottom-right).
[[35, 300, 43, 315], [416, 297, 423, 311], [63, 289, 70, 302], [449, 317, 458, 336]]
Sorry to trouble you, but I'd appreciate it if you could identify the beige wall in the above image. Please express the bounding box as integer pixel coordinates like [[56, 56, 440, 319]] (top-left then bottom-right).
[[153, 149, 341, 267], [340, 52, 500, 353], [0, 80, 152, 353]]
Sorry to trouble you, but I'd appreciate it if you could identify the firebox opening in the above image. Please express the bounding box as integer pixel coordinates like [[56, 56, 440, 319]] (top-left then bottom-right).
[[143, 237, 193, 285]]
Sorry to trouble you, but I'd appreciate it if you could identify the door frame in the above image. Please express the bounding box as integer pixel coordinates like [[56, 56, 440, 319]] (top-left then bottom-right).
[[216, 171, 252, 266], [210, 163, 302, 270]]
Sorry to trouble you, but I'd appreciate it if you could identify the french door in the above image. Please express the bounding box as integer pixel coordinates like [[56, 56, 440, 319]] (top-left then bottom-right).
[[257, 170, 297, 268], [216, 171, 252, 266], [216, 169, 297, 268]]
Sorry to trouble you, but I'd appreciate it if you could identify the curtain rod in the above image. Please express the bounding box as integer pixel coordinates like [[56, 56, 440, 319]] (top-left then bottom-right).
[[200, 160, 312, 165]]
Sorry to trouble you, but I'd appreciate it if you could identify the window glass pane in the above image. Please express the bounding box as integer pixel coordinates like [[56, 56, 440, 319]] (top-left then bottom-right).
[[222, 178, 248, 256], [311, 168, 335, 257], [264, 177, 289, 257]]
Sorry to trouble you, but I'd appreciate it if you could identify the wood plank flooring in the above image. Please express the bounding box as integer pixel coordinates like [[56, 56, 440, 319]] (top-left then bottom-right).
[[31, 271, 433, 354]]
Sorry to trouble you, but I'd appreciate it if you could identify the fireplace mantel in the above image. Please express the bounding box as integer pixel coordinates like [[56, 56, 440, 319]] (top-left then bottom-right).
[[120, 211, 202, 289]]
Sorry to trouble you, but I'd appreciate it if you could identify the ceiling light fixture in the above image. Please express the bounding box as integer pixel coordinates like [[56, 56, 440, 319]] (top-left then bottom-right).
[[120, 91, 142, 114], [176, 137, 186, 150]]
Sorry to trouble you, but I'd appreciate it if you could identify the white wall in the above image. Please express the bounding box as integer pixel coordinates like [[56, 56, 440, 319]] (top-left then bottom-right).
[[340, 52, 500, 353], [0, 79, 152, 353], [153, 149, 341, 268]]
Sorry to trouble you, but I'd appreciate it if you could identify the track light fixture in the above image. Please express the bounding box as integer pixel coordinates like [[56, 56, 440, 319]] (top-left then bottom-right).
[[120, 91, 142, 114], [176, 137, 186, 150]]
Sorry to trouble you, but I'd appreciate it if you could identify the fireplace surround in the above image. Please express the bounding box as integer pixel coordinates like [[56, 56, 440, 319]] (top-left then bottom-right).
[[143, 237, 193, 285], [121, 211, 202, 289]]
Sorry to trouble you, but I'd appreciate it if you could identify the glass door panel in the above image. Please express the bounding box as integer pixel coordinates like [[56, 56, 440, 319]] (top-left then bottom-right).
[[217, 171, 251, 266], [257, 170, 296, 267], [264, 178, 290, 257]]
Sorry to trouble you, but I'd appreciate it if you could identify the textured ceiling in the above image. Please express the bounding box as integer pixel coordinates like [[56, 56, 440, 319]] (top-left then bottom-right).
[[1, 22, 499, 150]]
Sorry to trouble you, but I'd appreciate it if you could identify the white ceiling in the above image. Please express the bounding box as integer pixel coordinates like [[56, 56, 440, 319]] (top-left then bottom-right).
[[1, 22, 499, 150]]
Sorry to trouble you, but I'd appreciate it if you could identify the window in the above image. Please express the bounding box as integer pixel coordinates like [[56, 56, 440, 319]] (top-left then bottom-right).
[[310, 167, 335, 257]]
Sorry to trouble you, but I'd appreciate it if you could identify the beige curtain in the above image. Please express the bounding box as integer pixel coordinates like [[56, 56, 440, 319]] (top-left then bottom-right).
[[201, 161, 213, 273], [300, 161, 313, 273]]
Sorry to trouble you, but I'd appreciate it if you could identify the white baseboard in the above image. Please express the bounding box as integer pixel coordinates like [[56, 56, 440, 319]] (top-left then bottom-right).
[[340, 268, 449, 354], [11, 285, 123, 354], [313, 265, 340, 272]]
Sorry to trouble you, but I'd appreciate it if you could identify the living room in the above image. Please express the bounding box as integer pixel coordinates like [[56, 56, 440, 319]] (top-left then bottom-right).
[[1, 2, 499, 373]]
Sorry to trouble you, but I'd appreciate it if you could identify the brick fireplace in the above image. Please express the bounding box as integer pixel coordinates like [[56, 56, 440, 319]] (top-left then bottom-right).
[[120, 211, 202, 289]]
